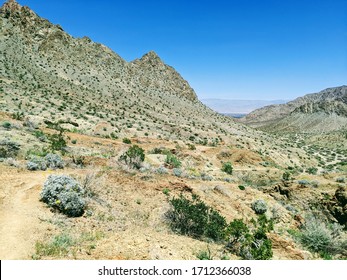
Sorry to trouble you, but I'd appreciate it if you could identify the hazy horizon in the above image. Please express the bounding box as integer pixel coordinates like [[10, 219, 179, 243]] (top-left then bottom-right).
[[6, 0, 347, 100]]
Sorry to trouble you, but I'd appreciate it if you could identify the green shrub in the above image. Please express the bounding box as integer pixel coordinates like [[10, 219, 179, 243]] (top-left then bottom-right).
[[49, 131, 67, 153], [167, 194, 226, 241], [12, 112, 24, 121], [119, 145, 145, 169], [165, 153, 182, 168], [226, 215, 273, 260], [41, 175, 86, 217], [306, 167, 318, 175], [222, 162, 233, 175], [196, 247, 213, 260], [33, 130, 47, 142], [282, 172, 291, 181], [2, 121, 11, 130], [122, 138, 131, 144]]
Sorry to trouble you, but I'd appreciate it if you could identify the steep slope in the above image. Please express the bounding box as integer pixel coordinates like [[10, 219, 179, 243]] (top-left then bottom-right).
[[0, 0, 316, 169], [0, 0, 227, 141], [239, 86, 347, 133]]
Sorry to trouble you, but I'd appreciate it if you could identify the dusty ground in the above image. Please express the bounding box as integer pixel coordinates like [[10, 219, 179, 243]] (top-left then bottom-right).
[[0, 113, 344, 260]]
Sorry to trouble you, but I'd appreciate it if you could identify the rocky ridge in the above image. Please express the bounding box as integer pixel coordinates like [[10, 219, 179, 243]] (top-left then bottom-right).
[[239, 86, 347, 133]]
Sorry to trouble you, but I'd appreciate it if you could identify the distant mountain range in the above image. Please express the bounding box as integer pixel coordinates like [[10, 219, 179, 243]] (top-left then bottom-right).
[[201, 99, 287, 114], [238, 86, 347, 133]]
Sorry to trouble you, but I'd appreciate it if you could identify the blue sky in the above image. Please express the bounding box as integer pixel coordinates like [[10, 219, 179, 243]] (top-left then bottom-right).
[[6, 0, 347, 100]]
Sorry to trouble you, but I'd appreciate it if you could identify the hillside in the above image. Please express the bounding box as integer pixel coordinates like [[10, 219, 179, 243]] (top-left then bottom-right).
[[239, 86, 347, 133], [0, 0, 346, 261], [202, 99, 287, 114], [0, 0, 235, 142]]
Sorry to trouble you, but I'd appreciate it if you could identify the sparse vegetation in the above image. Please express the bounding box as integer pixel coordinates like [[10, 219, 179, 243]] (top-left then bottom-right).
[[296, 216, 347, 258]]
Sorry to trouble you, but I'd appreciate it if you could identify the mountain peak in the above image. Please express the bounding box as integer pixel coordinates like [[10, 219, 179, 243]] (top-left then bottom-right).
[[1, 0, 37, 19], [1, 0, 21, 11], [140, 50, 163, 65]]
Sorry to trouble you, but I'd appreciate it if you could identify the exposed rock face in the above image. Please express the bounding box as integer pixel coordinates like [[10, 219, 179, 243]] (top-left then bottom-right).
[[239, 86, 347, 133], [323, 186, 347, 227]]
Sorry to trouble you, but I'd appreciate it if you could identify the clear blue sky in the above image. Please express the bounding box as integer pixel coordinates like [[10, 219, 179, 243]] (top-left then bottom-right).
[[6, 0, 347, 100]]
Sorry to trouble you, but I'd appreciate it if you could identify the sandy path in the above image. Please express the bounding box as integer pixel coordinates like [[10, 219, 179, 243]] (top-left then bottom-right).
[[0, 170, 49, 259]]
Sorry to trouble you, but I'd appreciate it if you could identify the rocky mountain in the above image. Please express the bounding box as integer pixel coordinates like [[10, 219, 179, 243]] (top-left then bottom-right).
[[239, 86, 347, 133], [1, 0, 244, 142]]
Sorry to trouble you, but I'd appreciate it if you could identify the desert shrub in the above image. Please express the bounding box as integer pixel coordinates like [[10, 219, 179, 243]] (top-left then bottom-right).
[[119, 145, 145, 169], [222, 162, 233, 175], [12, 112, 24, 121], [27, 156, 47, 171], [200, 172, 213, 181], [167, 194, 226, 241], [306, 167, 318, 175], [196, 247, 213, 260], [2, 121, 11, 130], [226, 215, 273, 260], [156, 166, 168, 174], [122, 138, 131, 144], [41, 175, 86, 217], [149, 147, 164, 154], [336, 177, 345, 183], [173, 168, 182, 177], [165, 153, 182, 168], [49, 131, 67, 153], [298, 216, 347, 256], [0, 139, 20, 158], [26, 147, 49, 158], [298, 179, 309, 186], [33, 130, 47, 142], [45, 153, 64, 169], [27, 153, 63, 171], [238, 185, 246, 191], [251, 199, 267, 214], [72, 155, 86, 167], [282, 171, 291, 181], [187, 143, 196, 150]]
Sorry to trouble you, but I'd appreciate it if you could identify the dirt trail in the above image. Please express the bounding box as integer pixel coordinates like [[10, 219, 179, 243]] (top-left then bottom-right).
[[0, 169, 49, 259]]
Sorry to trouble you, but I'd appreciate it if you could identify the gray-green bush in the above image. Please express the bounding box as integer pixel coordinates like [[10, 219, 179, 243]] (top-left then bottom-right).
[[251, 200, 267, 214], [0, 139, 20, 158], [41, 175, 86, 217]]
